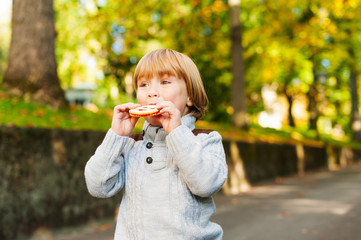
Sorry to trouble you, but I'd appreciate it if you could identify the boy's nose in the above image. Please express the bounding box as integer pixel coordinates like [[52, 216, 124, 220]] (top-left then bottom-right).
[[148, 86, 159, 97]]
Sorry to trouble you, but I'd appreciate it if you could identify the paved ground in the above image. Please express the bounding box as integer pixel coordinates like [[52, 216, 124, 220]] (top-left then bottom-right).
[[49, 163, 361, 240]]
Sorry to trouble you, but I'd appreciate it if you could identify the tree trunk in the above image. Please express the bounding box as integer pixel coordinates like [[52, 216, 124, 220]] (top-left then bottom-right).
[[282, 72, 295, 128], [349, 70, 361, 141], [307, 67, 319, 138], [285, 93, 295, 127], [307, 83, 318, 128], [3, 0, 66, 108], [229, 0, 248, 128]]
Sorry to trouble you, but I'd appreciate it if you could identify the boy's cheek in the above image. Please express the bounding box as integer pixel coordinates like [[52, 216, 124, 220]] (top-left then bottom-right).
[[136, 94, 146, 104]]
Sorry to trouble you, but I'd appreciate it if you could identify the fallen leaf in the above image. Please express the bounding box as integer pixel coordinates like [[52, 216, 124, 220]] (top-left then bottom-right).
[[0, 93, 8, 99], [21, 109, 28, 116], [275, 177, 286, 184], [282, 211, 291, 217], [35, 109, 46, 117], [94, 223, 111, 232], [7, 123, 16, 127], [297, 192, 304, 198]]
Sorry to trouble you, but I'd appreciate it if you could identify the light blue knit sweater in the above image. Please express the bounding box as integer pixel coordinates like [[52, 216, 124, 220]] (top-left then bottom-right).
[[84, 114, 228, 239]]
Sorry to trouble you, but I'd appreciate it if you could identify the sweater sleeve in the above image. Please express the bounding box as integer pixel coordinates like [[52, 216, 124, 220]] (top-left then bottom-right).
[[166, 125, 228, 197], [84, 129, 135, 198]]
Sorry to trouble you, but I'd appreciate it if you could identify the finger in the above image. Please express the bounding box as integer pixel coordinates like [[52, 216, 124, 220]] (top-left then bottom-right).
[[159, 111, 170, 118], [114, 103, 140, 113], [156, 102, 176, 115], [159, 106, 171, 114], [156, 101, 173, 108], [160, 105, 179, 115], [128, 103, 141, 109], [160, 109, 177, 119], [121, 102, 138, 109], [130, 116, 140, 125]]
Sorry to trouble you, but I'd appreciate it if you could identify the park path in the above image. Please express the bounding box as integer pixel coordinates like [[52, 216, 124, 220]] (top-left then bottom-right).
[[50, 162, 361, 240]]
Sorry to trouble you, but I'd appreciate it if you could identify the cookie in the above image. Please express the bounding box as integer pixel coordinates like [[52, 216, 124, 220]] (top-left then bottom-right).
[[129, 105, 161, 117]]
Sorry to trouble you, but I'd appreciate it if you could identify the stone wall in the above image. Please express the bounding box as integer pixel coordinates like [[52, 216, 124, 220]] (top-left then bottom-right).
[[0, 127, 120, 240], [222, 140, 360, 194]]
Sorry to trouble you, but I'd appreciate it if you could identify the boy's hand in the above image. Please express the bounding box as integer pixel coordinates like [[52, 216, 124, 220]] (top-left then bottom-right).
[[155, 101, 182, 134], [111, 103, 140, 136]]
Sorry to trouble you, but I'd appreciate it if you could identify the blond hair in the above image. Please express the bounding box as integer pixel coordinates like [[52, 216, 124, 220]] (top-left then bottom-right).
[[134, 49, 208, 120]]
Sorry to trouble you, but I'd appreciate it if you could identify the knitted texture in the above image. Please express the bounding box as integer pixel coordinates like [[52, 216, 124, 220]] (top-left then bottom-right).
[[84, 114, 228, 239]]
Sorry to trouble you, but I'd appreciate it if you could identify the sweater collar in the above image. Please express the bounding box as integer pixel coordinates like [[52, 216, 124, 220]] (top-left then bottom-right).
[[143, 114, 196, 142]]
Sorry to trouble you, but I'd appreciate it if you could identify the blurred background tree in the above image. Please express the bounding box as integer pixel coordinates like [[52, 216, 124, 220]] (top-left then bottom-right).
[[229, 0, 248, 129], [4, 0, 66, 108]]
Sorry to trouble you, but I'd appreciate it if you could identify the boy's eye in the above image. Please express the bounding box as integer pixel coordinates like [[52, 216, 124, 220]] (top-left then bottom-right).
[[161, 80, 171, 85], [138, 82, 148, 87]]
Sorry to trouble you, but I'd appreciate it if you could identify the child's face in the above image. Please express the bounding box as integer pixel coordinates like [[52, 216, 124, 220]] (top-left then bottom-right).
[[136, 74, 192, 125]]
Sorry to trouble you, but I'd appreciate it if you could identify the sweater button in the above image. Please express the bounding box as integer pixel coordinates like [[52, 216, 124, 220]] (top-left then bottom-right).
[[146, 142, 153, 149], [146, 157, 153, 164]]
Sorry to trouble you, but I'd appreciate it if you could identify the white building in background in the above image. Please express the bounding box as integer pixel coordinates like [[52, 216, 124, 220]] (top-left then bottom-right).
[[65, 82, 97, 106]]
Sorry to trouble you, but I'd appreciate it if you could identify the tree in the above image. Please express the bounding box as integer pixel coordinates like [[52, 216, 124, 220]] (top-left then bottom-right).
[[349, 68, 361, 141], [346, 38, 361, 141], [326, 0, 361, 141], [229, 0, 248, 128], [4, 0, 66, 108], [65, 0, 233, 120]]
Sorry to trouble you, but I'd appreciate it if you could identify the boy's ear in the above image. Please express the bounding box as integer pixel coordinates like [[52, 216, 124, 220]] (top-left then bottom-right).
[[186, 97, 193, 107]]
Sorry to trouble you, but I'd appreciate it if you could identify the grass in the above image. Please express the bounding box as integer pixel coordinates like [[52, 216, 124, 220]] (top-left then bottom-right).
[[1, 90, 359, 148], [0, 91, 113, 131]]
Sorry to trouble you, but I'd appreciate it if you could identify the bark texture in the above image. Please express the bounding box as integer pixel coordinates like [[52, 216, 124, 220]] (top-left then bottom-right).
[[4, 0, 65, 108], [230, 1, 248, 128]]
